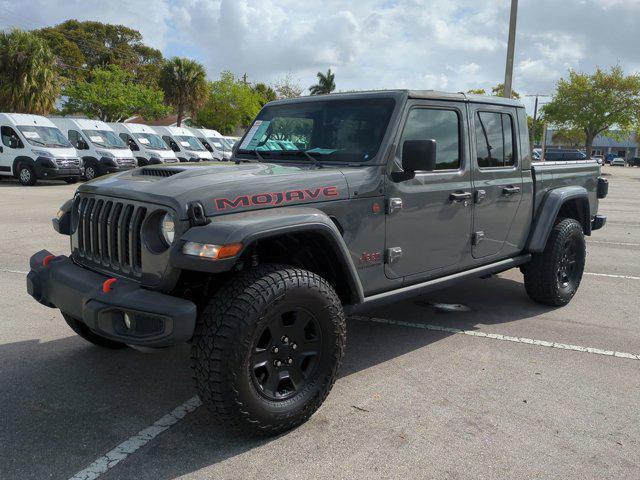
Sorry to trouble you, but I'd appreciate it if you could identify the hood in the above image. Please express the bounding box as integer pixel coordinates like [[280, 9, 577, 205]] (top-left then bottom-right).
[[152, 149, 178, 160], [79, 162, 350, 219], [35, 147, 78, 158]]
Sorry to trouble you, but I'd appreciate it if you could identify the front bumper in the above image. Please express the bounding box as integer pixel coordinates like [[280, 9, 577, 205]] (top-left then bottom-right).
[[27, 250, 196, 347]]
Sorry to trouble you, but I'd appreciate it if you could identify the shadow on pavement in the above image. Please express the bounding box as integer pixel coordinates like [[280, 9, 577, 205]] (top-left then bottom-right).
[[0, 275, 554, 479]]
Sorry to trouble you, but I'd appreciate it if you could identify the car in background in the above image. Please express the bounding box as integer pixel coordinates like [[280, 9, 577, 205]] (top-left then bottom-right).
[[50, 118, 136, 180], [0, 113, 81, 185], [110, 123, 179, 166], [188, 128, 227, 161], [610, 157, 626, 167], [629, 157, 640, 167], [591, 155, 604, 165], [153, 126, 213, 163]]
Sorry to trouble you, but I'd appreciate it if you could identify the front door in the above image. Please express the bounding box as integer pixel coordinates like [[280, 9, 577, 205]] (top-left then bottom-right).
[[0, 126, 25, 176], [469, 106, 523, 258], [385, 101, 473, 279]]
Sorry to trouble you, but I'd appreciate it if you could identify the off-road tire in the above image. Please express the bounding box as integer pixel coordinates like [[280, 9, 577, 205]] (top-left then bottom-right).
[[18, 164, 37, 186], [192, 264, 346, 436], [63, 313, 127, 349], [523, 218, 586, 306]]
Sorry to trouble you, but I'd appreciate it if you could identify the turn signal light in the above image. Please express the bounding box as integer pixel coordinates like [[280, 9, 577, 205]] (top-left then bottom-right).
[[183, 242, 243, 260]]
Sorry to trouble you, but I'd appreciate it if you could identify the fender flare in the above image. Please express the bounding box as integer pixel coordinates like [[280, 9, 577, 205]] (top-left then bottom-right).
[[527, 186, 590, 252], [12, 155, 35, 176], [170, 207, 365, 304]]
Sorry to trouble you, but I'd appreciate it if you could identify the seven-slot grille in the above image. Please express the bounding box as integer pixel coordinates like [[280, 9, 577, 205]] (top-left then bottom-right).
[[55, 158, 81, 168], [74, 196, 147, 277]]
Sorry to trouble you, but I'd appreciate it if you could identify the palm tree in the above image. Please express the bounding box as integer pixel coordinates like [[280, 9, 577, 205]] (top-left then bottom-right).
[[159, 57, 208, 126], [309, 69, 336, 95], [0, 29, 60, 114]]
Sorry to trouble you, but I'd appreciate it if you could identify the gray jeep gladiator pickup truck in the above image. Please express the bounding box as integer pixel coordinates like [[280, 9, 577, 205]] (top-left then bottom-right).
[[27, 90, 608, 435]]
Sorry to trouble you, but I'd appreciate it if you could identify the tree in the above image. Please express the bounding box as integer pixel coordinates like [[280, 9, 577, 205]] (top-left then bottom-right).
[[159, 57, 208, 126], [528, 116, 545, 146], [309, 69, 336, 95], [467, 84, 520, 99], [36, 20, 164, 87], [542, 66, 640, 156], [195, 71, 263, 135], [252, 82, 277, 106], [63, 65, 169, 121], [273, 73, 303, 99], [0, 29, 60, 114], [552, 127, 585, 147]]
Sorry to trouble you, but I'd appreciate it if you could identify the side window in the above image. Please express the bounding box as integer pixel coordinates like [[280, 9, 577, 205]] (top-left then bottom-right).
[[68, 130, 79, 148], [120, 133, 139, 151], [475, 112, 515, 168], [1, 126, 23, 148], [398, 108, 461, 170], [163, 135, 180, 152]]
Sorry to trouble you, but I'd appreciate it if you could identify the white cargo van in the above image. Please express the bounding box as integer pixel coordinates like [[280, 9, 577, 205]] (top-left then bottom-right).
[[49, 118, 136, 180], [153, 126, 213, 162], [109, 123, 179, 166], [0, 113, 82, 186], [188, 128, 228, 160]]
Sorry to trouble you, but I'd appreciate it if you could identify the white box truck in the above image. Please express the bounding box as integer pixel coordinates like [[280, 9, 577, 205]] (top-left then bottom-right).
[[153, 126, 213, 162], [109, 123, 179, 166], [0, 113, 82, 186], [49, 118, 137, 180], [188, 127, 229, 161]]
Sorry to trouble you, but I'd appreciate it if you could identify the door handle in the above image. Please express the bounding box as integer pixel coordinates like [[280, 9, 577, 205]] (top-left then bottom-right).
[[502, 186, 520, 196], [449, 192, 472, 204]]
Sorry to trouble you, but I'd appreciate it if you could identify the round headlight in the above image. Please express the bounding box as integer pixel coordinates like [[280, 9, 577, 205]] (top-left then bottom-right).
[[161, 213, 175, 245]]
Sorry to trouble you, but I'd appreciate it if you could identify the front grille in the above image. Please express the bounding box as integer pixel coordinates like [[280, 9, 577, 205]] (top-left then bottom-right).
[[116, 158, 137, 168], [135, 167, 184, 178], [56, 158, 80, 168], [74, 196, 147, 277]]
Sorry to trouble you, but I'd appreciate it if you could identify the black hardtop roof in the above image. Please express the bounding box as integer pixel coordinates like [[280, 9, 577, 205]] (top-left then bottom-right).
[[267, 89, 523, 108]]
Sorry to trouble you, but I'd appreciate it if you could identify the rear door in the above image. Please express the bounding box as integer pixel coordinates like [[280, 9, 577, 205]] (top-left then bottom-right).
[[385, 100, 473, 279], [469, 105, 523, 258]]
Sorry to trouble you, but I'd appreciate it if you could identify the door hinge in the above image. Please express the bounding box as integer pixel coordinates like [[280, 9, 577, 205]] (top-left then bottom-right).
[[386, 247, 403, 264], [472, 231, 485, 245], [387, 198, 403, 214], [475, 189, 487, 203]]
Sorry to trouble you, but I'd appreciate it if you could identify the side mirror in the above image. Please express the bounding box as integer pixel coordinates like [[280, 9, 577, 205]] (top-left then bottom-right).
[[170, 142, 180, 152], [9, 137, 20, 149], [128, 139, 139, 151], [76, 139, 87, 150], [401, 139, 437, 177]]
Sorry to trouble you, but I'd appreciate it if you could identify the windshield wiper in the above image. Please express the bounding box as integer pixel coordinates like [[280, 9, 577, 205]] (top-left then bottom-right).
[[277, 150, 323, 168]]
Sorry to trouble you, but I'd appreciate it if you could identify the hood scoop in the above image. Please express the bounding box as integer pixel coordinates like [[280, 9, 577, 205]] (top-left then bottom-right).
[[134, 167, 186, 178]]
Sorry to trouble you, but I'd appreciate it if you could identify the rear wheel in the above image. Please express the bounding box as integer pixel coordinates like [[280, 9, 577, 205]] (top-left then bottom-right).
[[18, 164, 37, 186], [192, 264, 346, 435], [523, 218, 585, 306], [63, 314, 127, 349]]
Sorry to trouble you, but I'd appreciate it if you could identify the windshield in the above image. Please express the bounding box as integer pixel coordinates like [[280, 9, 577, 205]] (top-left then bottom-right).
[[207, 137, 227, 151], [82, 129, 127, 149], [220, 138, 235, 150], [133, 132, 169, 150], [17, 125, 71, 148], [237, 98, 395, 163], [175, 135, 205, 151]]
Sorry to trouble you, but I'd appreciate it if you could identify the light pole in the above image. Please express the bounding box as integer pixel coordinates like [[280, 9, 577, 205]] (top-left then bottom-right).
[[503, 0, 518, 99]]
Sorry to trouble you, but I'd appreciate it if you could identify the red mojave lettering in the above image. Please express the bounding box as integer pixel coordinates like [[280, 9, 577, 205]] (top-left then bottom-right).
[[215, 186, 340, 210]]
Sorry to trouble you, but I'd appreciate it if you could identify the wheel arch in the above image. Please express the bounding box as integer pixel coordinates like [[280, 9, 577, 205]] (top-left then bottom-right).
[[12, 155, 35, 176], [527, 186, 590, 253], [171, 207, 364, 305]]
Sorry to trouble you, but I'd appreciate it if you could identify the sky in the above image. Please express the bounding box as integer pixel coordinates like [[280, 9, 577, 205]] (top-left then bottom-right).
[[1, 0, 640, 114]]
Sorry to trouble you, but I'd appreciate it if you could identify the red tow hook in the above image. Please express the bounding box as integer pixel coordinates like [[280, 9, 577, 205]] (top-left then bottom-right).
[[102, 278, 117, 293], [42, 254, 56, 267]]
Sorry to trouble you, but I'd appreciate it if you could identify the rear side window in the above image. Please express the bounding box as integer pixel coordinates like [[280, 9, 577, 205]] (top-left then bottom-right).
[[475, 112, 515, 168], [398, 108, 461, 170]]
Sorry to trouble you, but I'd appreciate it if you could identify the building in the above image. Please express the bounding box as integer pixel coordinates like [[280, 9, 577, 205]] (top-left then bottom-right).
[[545, 130, 639, 159]]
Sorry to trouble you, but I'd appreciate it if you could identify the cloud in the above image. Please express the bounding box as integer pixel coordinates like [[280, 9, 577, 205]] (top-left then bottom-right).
[[2, 0, 640, 114]]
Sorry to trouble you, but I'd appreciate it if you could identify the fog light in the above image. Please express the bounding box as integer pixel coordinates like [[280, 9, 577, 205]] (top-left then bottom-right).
[[182, 241, 242, 259], [123, 312, 133, 330]]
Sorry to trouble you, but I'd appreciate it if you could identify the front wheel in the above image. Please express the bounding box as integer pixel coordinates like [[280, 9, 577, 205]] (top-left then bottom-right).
[[523, 218, 586, 306], [192, 265, 346, 435], [18, 164, 37, 186], [84, 164, 98, 181]]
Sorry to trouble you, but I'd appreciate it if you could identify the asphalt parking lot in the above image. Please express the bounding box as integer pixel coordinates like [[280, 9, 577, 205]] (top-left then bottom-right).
[[1, 166, 639, 480]]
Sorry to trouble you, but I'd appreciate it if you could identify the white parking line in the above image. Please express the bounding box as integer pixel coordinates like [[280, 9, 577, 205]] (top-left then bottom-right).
[[0, 267, 28, 275], [358, 317, 640, 361], [68, 396, 202, 480], [585, 272, 640, 280], [588, 240, 640, 247]]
